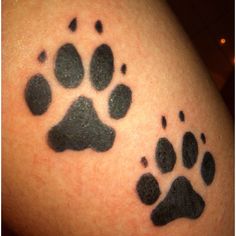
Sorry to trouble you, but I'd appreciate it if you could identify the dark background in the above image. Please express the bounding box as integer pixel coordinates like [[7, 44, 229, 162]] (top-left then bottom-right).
[[167, 0, 235, 117]]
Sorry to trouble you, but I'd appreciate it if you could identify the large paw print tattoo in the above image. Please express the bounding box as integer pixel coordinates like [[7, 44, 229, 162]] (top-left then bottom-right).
[[24, 18, 132, 152], [136, 111, 215, 226]]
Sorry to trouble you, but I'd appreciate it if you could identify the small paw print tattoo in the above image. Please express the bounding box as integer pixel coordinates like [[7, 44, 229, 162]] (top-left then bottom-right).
[[136, 111, 215, 226], [24, 18, 132, 152]]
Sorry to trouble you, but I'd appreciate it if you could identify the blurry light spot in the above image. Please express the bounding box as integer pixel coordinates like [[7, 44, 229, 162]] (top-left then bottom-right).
[[219, 38, 226, 45]]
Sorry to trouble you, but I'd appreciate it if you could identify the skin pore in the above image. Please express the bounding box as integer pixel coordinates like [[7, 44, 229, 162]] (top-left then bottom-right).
[[3, 0, 233, 236]]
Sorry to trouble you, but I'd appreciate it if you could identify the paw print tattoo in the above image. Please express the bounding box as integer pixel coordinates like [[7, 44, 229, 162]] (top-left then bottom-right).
[[24, 18, 132, 152], [136, 111, 216, 226]]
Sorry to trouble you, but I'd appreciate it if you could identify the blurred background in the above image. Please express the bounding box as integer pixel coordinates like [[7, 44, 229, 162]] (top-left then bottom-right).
[[167, 0, 235, 118]]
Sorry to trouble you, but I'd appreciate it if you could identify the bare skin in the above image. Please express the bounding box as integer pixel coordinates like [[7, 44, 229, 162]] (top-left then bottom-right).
[[3, 1, 233, 236]]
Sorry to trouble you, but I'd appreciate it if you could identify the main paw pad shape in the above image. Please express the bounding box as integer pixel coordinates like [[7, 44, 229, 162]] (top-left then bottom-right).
[[48, 96, 115, 152]]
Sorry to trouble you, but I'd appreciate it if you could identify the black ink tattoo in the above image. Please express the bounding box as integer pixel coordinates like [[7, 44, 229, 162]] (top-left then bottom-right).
[[151, 177, 205, 226], [155, 138, 176, 173], [25, 74, 51, 115], [90, 44, 114, 91], [136, 113, 216, 226], [55, 43, 84, 88], [161, 116, 167, 129], [136, 173, 161, 205], [68, 17, 77, 32], [48, 96, 115, 152], [140, 156, 148, 168], [201, 152, 215, 185], [200, 133, 206, 144], [121, 64, 127, 74], [38, 50, 47, 63], [182, 132, 198, 168], [24, 19, 132, 152], [95, 20, 103, 33], [109, 84, 132, 119], [179, 110, 185, 122]]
